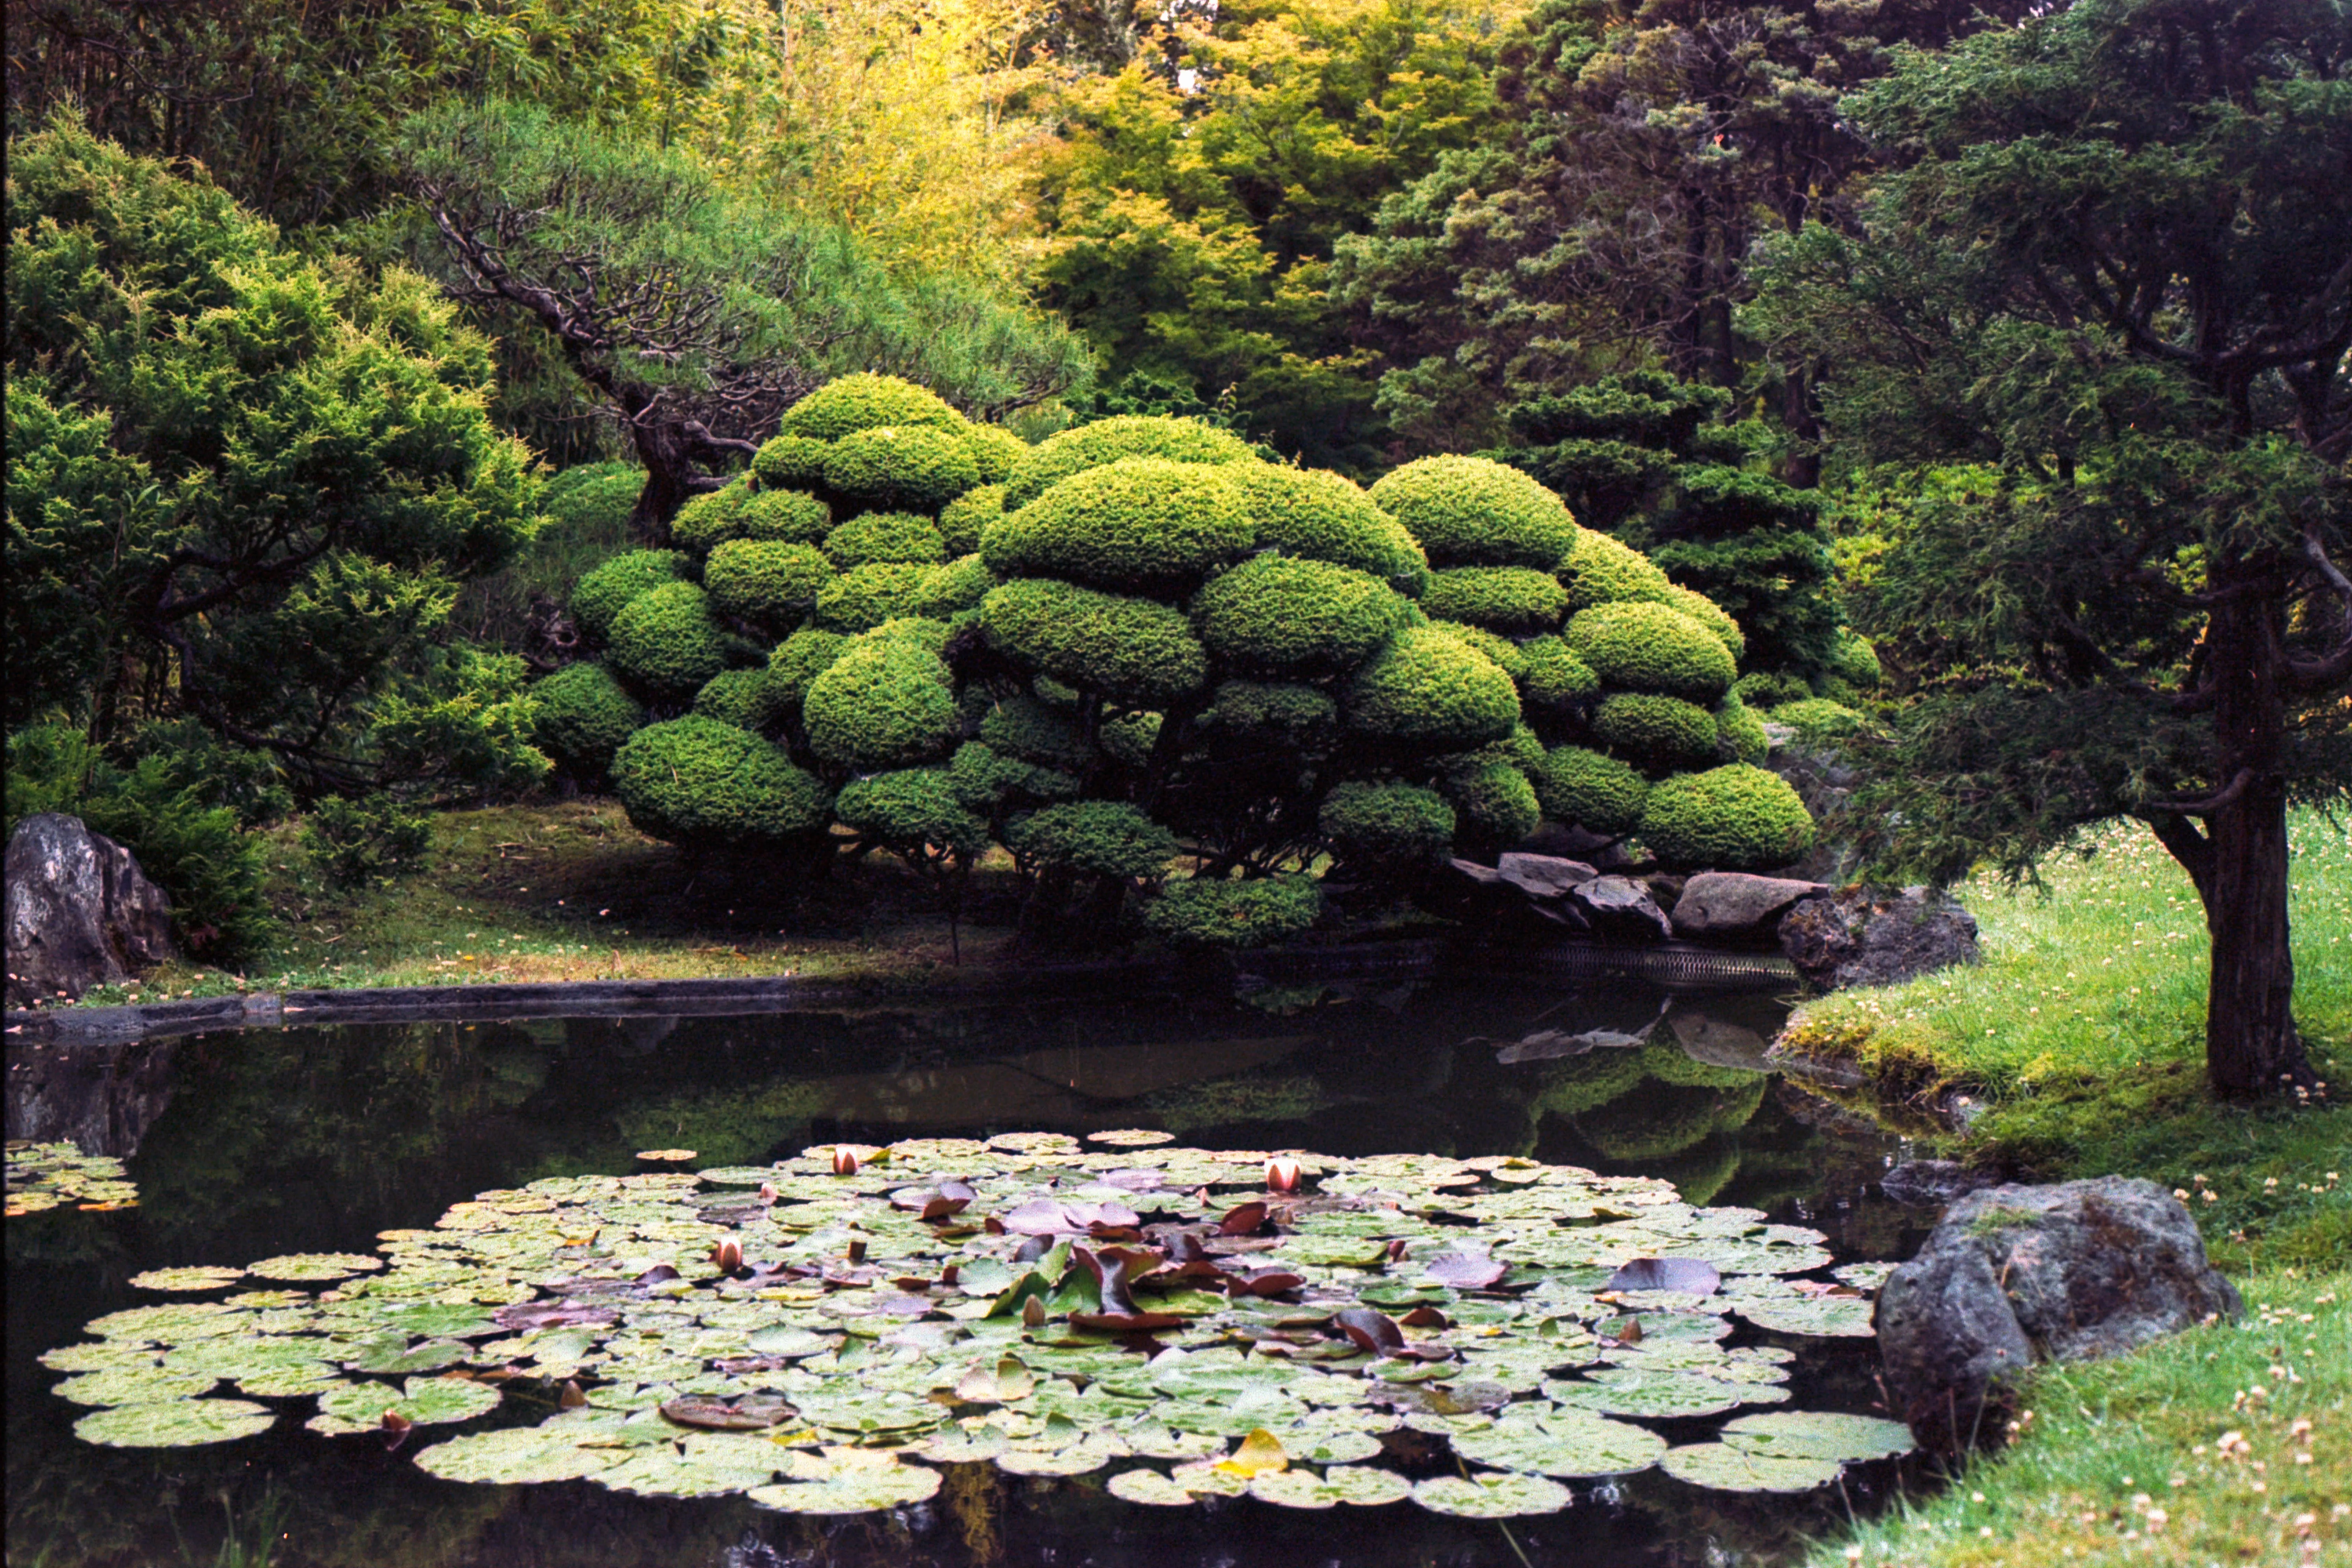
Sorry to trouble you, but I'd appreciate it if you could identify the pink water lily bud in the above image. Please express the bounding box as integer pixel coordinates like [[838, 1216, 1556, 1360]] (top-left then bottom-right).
[[1266, 1157, 1302, 1194], [758, 1183, 780, 1204], [831, 1145, 860, 1177], [709, 1238, 744, 1272]]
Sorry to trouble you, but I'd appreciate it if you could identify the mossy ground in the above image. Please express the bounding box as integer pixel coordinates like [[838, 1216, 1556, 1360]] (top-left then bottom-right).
[[1790, 809, 2352, 1567]]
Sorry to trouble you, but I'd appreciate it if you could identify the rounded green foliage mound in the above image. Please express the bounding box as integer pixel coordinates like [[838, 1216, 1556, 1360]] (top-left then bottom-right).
[[1558, 527, 1673, 610], [802, 637, 961, 771], [1319, 781, 1456, 865], [1429, 621, 1529, 680], [815, 562, 934, 633], [916, 554, 994, 616], [938, 485, 1007, 555], [983, 459, 1254, 594], [1421, 567, 1570, 634], [1638, 764, 1814, 871], [1770, 697, 1869, 743], [1191, 554, 1404, 675], [1101, 711, 1162, 768], [1444, 761, 1542, 847], [1591, 693, 1722, 770], [981, 578, 1209, 705], [1826, 627, 1882, 690], [531, 660, 643, 779], [1369, 455, 1577, 570], [948, 741, 1078, 813], [960, 424, 1029, 486], [1731, 670, 1810, 709], [1565, 602, 1737, 701], [570, 550, 690, 643], [703, 539, 832, 625], [693, 667, 788, 733], [542, 463, 642, 534], [863, 615, 952, 654], [1205, 679, 1339, 744], [768, 628, 847, 706], [1223, 465, 1430, 590], [781, 373, 963, 442], [823, 511, 948, 570], [674, 484, 833, 554], [1519, 637, 1600, 711], [607, 580, 730, 699], [835, 768, 988, 856], [1145, 874, 1323, 949], [752, 435, 831, 490], [1535, 745, 1650, 836], [1715, 696, 1770, 765], [1003, 415, 1258, 508], [980, 696, 1094, 770], [612, 716, 829, 848], [1005, 801, 1177, 879], [1342, 626, 1519, 749], [1662, 584, 1745, 660], [823, 426, 982, 513]]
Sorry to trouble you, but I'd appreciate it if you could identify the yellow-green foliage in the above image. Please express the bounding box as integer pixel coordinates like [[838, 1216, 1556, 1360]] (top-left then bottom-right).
[[983, 458, 1255, 593], [767, 627, 847, 706], [814, 561, 934, 632], [702, 539, 832, 625], [1530, 1048, 1650, 1118], [1370, 455, 1579, 570], [801, 636, 962, 770], [981, 577, 1210, 704], [1558, 526, 1672, 609], [1145, 874, 1324, 948], [1771, 696, 1869, 743], [1590, 692, 1720, 770], [1204, 680, 1339, 744], [1191, 553, 1406, 674], [1002, 414, 1258, 508], [531, 660, 643, 779], [1420, 566, 1570, 633], [1519, 636, 1600, 711], [611, 715, 829, 847], [1319, 780, 1456, 864], [948, 739, 1078, 813], [822, 424, 982, 512], [1444, 759, 1542, 846], [1564, 601, 1737, 700], [1428, 620, 1529, 680], [569, 549, 690, 643], [834, 767, 988, 856], [1638, 763, 1813, 870], [1004, 800, 1178, 878], [1661, 583, 1744, 659], [780, 372, 963, 441], [1534, 744, 1650, 835], [1825, 626, 1882, 689], [606, 580, 730, 698], [1221, 464, 1429, 590], [938, 484, 1006, 555], [751, 434, 831, 490], [915, 553, 993, 616], [959, 423, 1028, 485], [1731, 670, 1810, 709], [673, 482, 832, 554], [1342, 625, 1520, 748], [692, 666, 788, 732], [823, 510, 948, 569], [1715, 695, 1770, 764]]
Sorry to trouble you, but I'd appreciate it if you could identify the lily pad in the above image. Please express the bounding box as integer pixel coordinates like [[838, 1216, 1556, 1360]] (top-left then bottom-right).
[[1450, 1405, 1665, 1478], [73, 1399, 277, 1448], [1658, 1442, 1841, 1492], [51, 1366, 221, 1406], [1086, 1129, 1176, 1147], [414, 1421, 626, 1484], [7, 1141, 137, 1215], [1410, 1471, 1574, 1517], [1728, 1296, 1876, 1337], [1544, 1370, 1778, 1420], [748, 1461, 941, 1513], [1252, 1464, 1412, 1508], [1718, 1410, 1913, 1462], [1106, 1468, 1197, 1506], [128, 1267, 247, 1293], [248, 1253, 386, 1282], [312, 1375, 502, 1434]]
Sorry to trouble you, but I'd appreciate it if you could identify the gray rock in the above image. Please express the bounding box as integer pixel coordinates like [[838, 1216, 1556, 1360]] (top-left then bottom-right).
[[1448, 858, 1509, 887], [1878, 1176, 2241, 1451], [1494, 853, 1597, 899], [1566, 875, 1673, 942], [1665, 996, 1781, 1073], [1779, 884, 1979, 989], [1672, 872, 1829, 944], [1879, 1159, 1998, 1208], [5, 815, 179, 1009]]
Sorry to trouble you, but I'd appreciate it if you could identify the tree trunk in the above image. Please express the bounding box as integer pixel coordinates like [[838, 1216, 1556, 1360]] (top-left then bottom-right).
[[628, 420, 694, 547]]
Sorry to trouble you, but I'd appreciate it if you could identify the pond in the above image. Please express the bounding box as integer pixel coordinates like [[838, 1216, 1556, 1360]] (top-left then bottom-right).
[[6, 972, 1936, 1567]]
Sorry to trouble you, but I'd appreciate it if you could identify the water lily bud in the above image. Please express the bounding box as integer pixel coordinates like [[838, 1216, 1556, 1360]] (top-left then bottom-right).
[[1266, 1157, 1302, 1194], [710, 1238, 744, 1272], [832, 1145, 860, 1177], [758, 1183, 780, 1204]]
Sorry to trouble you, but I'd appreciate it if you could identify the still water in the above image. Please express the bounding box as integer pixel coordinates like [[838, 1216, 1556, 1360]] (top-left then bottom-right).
[[7, 974, 1932, 1567]]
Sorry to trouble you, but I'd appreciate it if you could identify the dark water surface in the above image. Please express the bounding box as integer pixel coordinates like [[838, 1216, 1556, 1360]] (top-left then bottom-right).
[[7, 974, 1933, 1568]]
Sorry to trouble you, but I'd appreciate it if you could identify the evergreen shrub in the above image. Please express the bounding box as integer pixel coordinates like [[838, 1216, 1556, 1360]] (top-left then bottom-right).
[[1318, 781, 1456, 864], [802, 638, 961, 770], [948, 740, 1078, 812], [1222, 465, 1429, 590], [835, 767, 989, 856], [984, 459, 1254, 593], [1444, 760, 1542, 846], [981, 578, 1209, 704], [1191, 554, 1404, 674], [1518, 637, 1600, 710], [1636, 763, 1813, 870], [1590, 692, 1721, 770], [823, 425, 981, 512], [815, 561, 934, 631], [1534, 745, 1649, 835], [960, 424, 1029, 485], [1428, 621, 1529, 680], [1341, 626, 1519, 748], [607, 580, 729, 698], [1420, 566, 1569, 633], [1826, 627, 1883, 689], [1564, 602, 1737, 700], [532, 660, 643, 778], [917, 554, 994, 616], [1003, 415, 1257, 508], [1145, 874, 1323, 948], [1005, 801, 1177, 879], [781, 372, 963, 441], [823, 511, 948, 569], [768, 628, 849, 706], [1368, 455, 1578, 569], [1771, 697, 1869, 742], [570, 549, 690, 643], [693, 667, 788, 732], [611, 715, 829, 847], [752, 434, 831, 490], [938, 485, 1006, 554], [979, 696, 1094, 770], [703, 539, 831, 624], [1204, 680, 1339, 743], [1715, 695, 1771, 764], [1557, 527, 1672, 609]]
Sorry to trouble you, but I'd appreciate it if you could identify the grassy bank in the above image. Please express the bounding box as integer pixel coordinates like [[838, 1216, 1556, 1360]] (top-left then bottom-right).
[[1788, 809, 2351, 1567]]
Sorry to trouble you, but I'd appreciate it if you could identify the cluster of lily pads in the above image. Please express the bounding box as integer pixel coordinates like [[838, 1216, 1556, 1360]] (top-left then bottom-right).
[[6, 1139, 137, 1216], [44, 1134, 1907, 1518]]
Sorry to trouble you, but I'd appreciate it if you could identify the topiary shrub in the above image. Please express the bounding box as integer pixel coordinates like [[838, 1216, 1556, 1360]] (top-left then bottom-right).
[[1825, 626, 1882, 690], [607, 580, 730, 698], [815, 561, 935, 632], [703, 539, 832, 625], [1101, 711, 1163, 768], [1770, 697, 1869, 743], [983, 459, 1254, 594], [1636, 763, 1813, 870], [780, 372, 963, 441], [612, 715, 830, 849], [1191, 554, 1404, 675], [1144, 874, 1323, 948], [1534, 745, 1650, 835], [1518, 637, 1600, 711], [1420, 566, 1570, 634], [979, 696, 1094, 770], [1003, 414, 1258, 508], [752, 434, 831, 490], [916, 553, 994, 616], [1564, 602, 1737, 701], [1004, 800, 1178, 879], [571, 549, 690, 643], [1428, 621, 1530, 680], [768, 627, 847, 707], [1368, 455, 1578, 569], [1341, 625, 1519, 749], [823, 511, 949, 570], [863, 615, 953, 654], [1730, 670, 1810, 709], [1662, 583, 1744, 660], [1318, 780, 1456, 865], [823, 425, 982, 513], [693, 666, 789, 732], [1222, 464, 1429, 591], [1590, 692, 1721, 770], [1204, 680, 1339, 744], [1443, 760, 1542, 847], [938, 484, 1006, 555], [802, 636, 962, 771], [960, 423, 1029, 485], [948, 740, 1078, 813], [1715, 695, 1770, 764], [532, 659, 644, 780], [981, 578, 1209, 705], [835, 767, 989, 857], [1557, 526, 1673, 609], [673, 483, 832, 554]]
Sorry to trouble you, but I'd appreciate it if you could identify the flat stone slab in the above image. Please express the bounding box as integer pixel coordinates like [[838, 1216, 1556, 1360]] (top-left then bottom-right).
[[1671, 873, 1826, 942], [1494, 853, 1598, 899]]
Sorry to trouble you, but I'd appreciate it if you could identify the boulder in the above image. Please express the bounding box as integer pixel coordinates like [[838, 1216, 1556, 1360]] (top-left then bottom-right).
[[1779, 884, 1978, 989], [1672, 872, 1828, 945], [1877, 1176, 2241, 1452], [1494, 853, 1597, 900], [5, 815, 179, 1009], [1566, 875, 1673, 942]]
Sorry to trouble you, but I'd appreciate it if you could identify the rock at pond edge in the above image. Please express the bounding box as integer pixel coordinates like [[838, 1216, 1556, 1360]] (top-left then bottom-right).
[[6, 814, 179, 1009]]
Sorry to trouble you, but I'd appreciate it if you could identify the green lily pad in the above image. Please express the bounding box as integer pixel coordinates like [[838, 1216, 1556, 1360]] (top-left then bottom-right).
[[1167, 1458, 1250, 1497], [995, 1442, 1118, 1477], [595, 1439, 786, 1496], [1544, 1370, 1781, 1420], [311, 1375, 502, 1434], [1727, 1296, 1876, 1337], [1832, 1262, 1896, 1292], [1410, 1471, 1573, 1517], [247, 1253, 385, 1282], [748, 1461, 941, 1513], [85, 1302, 244, 1341], [73, 1399, 277, 1448], [41, 1342, 165, 1374], [1450, 1405, 1665, 1478], [1107, 1468, 1198, 1506], [1658, 1441, 1841, 1492], [342, 1337, 476, 1374], [1280, 1426, 1384, 1464], [414, 1421, 626, 1484], [234, 1363, 344, 1398], [1718, 1410, 1913, 1462], [51, 1366, 221, 1406], [127, 1267, 247, 1292], [7, 1141, 136, 1215], [1250, 1464, 1413, 1508]]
